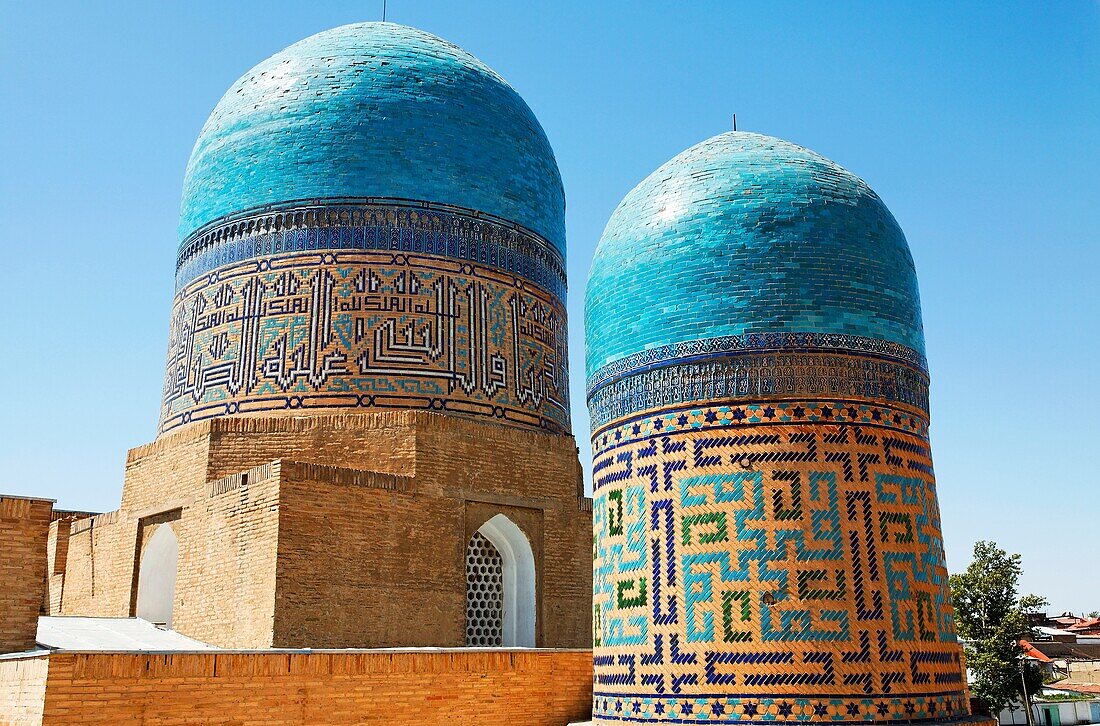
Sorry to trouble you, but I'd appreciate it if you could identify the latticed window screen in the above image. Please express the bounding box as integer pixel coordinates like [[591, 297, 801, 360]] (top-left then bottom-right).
[[465, 532, 504, 646]]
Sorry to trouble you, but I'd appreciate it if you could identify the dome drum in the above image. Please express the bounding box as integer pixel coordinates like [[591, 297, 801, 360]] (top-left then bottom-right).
[[159, 23, 570, 436]]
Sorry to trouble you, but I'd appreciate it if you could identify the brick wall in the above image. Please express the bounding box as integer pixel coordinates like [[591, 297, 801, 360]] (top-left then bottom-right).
[[57, 411, 592, 650], [273, 462, 452, 647], [43, 513, 94, 615], [0, 649, 592, 726], [203, 412, 418, 482], [172, 462, 281, 647], [268, 413, 591, 649], [0, 655, 47, 725], [57, 511, 133, 617], [414, 414, 592, 646], [0, 496, 53, 654]]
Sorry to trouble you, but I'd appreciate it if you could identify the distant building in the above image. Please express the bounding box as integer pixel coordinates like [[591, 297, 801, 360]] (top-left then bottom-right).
[[1067, 619, 1100, 639], [998, 698, 1100, 726], [1000, 639, 1100, 726]]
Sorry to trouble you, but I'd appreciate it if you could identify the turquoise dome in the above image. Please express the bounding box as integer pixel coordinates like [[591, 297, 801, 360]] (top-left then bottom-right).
[[179, 22, 565, 253], [585, 131, 924, 380]]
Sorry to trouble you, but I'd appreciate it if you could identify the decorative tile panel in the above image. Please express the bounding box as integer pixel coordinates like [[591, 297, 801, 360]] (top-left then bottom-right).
[[590, 405, 969, 724], [161, 240, 568, 434]]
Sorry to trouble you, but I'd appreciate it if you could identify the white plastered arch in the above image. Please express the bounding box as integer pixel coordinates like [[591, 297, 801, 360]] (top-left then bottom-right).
[[475, 514, 536, 647], [135, 524, 179, 627]]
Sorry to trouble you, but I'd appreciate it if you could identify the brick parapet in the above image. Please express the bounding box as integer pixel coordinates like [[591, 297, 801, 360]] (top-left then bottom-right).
[[68, 510, 119, 536], [0, 649, 593, 725], [49, 511, 95, 524], [0, 496, 54, 654]]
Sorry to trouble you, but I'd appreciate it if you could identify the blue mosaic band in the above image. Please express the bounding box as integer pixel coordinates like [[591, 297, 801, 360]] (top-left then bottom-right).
[[587, 343, 929, 430], [175, 198, 567, 301], [586, 333, 927, 399], [592, 690, 972, 724], [590, 399, 930, 469]]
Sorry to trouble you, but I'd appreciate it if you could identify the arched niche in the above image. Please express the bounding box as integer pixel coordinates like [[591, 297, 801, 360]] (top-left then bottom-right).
[[467, 513, 536, 647], [135, 524, 178, 627]]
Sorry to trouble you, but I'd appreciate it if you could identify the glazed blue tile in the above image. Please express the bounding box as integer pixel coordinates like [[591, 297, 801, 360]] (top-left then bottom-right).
[[585, 132, 924, 379], [179, 22, 565, 255]]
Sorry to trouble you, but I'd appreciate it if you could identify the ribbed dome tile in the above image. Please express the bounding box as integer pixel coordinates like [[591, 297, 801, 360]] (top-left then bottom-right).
[[585, 132, 923, 380], [180, 22, 565, 254]]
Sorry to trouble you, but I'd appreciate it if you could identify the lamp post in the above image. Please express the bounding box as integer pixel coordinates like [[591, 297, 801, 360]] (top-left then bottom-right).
[[1019, 661, 1035, 726]]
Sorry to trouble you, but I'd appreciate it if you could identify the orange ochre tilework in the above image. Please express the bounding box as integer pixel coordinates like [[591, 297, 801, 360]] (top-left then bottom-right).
[[591, 396, 973, 724]]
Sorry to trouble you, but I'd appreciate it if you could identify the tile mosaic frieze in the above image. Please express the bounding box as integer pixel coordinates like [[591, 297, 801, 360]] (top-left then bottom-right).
[[590, 401, 968, 724], [162, 247, 568, 434]]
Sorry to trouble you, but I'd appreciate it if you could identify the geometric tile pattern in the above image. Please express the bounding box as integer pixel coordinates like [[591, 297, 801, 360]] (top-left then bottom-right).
[[161, 214, 568, 433], [590, 336, 971, 724]]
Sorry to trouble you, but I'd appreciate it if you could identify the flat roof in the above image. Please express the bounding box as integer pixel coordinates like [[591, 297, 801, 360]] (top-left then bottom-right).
[[0, 493, 56, 504], [35, 616, 217, 652]]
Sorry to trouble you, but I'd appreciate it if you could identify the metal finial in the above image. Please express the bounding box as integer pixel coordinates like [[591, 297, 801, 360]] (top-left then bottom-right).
[[732, 114, 737, 131], [382, 0, 387, 22]]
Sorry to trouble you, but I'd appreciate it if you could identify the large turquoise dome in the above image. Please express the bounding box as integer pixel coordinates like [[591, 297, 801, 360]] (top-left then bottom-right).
[[585, 131, 924, 381], [179, 22, 565, 253]]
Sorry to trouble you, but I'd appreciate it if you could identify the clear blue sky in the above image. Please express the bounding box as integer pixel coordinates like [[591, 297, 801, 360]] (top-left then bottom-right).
[[2, 1, 1097, 613]]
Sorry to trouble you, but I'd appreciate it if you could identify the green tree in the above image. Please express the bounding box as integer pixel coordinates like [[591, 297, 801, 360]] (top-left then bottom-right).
[[949, 541, 1047, 714]]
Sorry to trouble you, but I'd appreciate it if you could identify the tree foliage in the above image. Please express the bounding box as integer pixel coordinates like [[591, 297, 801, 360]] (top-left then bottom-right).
[[949, 541, 1047, 714]]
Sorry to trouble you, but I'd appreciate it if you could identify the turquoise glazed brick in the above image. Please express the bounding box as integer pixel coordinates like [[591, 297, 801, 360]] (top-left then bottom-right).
[[585, 132, 924, 379], [179, 22, 565, 254]]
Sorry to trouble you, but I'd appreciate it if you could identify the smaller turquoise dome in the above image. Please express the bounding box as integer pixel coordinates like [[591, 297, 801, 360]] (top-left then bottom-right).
[[180, 22, 565, 253], [586, 132, 924, 380]]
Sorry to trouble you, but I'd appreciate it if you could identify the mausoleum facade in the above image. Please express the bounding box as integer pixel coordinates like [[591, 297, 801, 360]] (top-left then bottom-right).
[[586, 132, 973, 724], [25, 22, 592, 652]]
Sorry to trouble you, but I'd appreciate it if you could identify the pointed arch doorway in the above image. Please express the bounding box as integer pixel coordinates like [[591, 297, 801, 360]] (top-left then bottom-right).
[[464, 513, 535, 647], [135, 523, 179, 626]]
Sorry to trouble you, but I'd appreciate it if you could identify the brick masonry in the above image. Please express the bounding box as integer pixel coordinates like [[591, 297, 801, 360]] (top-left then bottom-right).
[[0, 649, 592, 725], [52, 411, 592, 650], [0, 496, 53, 654], [43, 512, 94, 618]]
